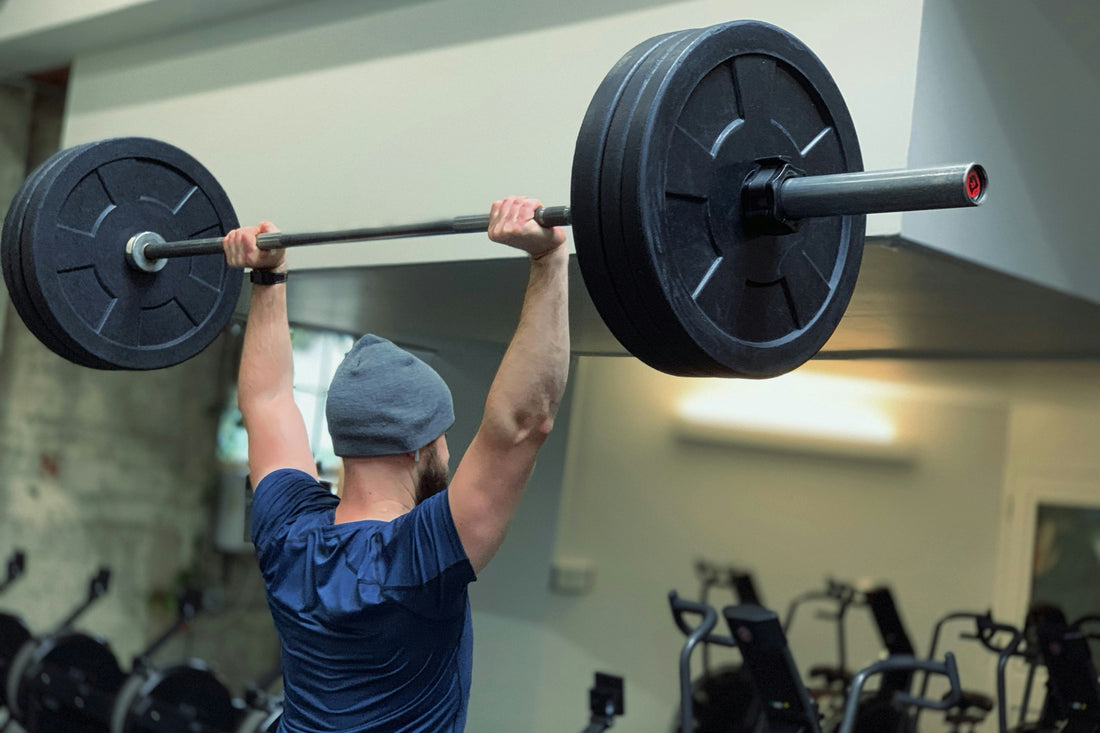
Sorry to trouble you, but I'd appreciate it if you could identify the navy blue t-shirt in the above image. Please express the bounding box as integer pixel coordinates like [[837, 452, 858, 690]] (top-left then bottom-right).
[[251, 469, 477, 732]]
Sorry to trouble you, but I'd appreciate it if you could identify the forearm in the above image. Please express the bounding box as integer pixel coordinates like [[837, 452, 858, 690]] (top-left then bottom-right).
[[238, 271, 294, 414], [483, 247, 570, 442]]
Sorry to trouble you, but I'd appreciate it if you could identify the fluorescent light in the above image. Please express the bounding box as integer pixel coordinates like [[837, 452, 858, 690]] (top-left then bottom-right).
[[672, 373, 914, 463]]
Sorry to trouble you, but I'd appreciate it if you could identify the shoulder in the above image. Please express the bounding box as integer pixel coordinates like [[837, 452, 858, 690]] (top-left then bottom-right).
[[253, 468, 334, 509], [254, 467, 325, 495], [388, 490, 473, 575], [402, 490, 460, 538], [379, 490, 476, 609], [251, 468, 338, 545]]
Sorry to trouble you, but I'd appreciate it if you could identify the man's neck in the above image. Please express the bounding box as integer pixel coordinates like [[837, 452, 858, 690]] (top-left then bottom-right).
[[334, 456, 417, 524]]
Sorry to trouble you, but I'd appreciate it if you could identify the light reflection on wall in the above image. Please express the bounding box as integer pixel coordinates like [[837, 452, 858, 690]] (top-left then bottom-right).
[[673, 372, 913, 462]]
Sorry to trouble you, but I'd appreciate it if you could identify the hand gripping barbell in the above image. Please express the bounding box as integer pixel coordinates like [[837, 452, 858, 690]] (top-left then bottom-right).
[[0, 20, 985, 377]]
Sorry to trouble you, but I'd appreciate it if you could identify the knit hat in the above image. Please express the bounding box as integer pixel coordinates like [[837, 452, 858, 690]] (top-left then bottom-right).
[[325, 335, 454, 457]]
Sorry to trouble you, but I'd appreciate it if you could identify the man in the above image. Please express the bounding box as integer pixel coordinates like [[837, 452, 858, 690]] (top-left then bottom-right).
[[222, 196, 569, 732]]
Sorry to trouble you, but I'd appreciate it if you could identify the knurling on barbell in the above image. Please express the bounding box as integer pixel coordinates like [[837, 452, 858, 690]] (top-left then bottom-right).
[[0, 20, 986, 377]]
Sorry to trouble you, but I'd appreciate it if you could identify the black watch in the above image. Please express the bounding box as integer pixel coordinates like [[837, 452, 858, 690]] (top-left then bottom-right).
[[250, 269, 288, 286]]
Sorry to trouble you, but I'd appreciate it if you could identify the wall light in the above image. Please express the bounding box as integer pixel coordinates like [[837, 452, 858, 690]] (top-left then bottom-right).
[[672, 372, 915, 464]]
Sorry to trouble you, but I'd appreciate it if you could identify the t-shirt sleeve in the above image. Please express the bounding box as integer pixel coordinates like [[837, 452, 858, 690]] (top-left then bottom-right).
[[382, 490, 476, 618], [251, 468, 338, 556]]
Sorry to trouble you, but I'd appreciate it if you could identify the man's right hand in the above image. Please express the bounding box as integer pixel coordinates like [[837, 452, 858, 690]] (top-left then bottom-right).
[[223, 221, 286, 271], [487, 197, 567, 261]]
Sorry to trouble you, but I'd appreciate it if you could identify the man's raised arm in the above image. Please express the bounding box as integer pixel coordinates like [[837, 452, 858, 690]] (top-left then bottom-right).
[[448, 197, 570, 574], [225, 223, 317, 486]]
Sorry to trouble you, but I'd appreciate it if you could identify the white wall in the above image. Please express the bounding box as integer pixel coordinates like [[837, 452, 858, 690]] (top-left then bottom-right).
[[61, 0, 925, 273], [0, 0, 147, 41], [0, 0, 301, 74], [904, 0, 1100, 304]]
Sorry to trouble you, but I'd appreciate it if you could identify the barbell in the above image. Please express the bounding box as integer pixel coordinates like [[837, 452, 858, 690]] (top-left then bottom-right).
[[0, 20, 986, 377]]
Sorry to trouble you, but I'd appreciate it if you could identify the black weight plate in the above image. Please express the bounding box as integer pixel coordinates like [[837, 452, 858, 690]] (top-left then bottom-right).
[[600, 29, 732, 377], [21, 144, 120, 368], [571, 29, 691, 361], [14, 145, 115, 368], [125, 662, 238, 733], [16, 632, 125, 733], [593, 28, 712, 373], [3, 144, 111, 368], [21, 137, 241, 370], [13, 143, 160, 369], [4, 639, 34, 720], [623, 20, 864, 378], [0, 613, 31, 708], [2, 150, 63, 351]]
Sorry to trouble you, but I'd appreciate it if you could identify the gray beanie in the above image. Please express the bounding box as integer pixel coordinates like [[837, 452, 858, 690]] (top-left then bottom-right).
[[325, 335, 455, 458]]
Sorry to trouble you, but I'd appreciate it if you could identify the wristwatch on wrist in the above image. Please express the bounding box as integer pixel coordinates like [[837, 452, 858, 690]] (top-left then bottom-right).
[[250, 269, 288, 286]]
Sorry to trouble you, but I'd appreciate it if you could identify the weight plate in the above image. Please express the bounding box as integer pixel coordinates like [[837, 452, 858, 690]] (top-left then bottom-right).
[[14, 632, 124, 732], [4, 639, 34, 720], [594, 28, 712, 374], [3, 144, 111, 368], [600, 29, 735, 377], [21, 144, 120, 368], [20, 138, 241, 370], [2, 151, 59, 353], [126, 662, 238, 733], [571, 29, 691, 362], [0, 613, 31, 708], [617, 20, 863, 378]]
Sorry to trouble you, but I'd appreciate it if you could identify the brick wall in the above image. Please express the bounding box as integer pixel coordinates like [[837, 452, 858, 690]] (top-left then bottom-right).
[[0, 77, 280, 728]]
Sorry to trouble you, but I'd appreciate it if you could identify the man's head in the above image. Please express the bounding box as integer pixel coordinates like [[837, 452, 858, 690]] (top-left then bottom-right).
[[326, 334, 455, 470]]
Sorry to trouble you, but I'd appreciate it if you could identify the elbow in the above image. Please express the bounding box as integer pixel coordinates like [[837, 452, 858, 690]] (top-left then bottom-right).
[[485, 397, 559, 448], [528, 414, 556, 445], [511, 411, 556, 448], [237, 390, 261, 422]]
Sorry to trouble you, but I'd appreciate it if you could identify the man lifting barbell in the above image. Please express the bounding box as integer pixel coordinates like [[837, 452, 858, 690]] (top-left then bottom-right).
[[224, 195, 569, 732]]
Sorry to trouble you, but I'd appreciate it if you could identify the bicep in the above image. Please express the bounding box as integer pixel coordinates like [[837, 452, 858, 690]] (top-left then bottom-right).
[[243, 394, 318, 487], [447, 428, 541, 574]]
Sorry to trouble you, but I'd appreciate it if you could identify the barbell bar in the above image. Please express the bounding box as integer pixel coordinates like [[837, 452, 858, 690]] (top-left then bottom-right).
[[2, 19, 989, 377], [128, 162, 984, 271]]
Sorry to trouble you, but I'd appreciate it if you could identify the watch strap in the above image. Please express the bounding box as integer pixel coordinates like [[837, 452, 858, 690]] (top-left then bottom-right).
[[250, 269, 289, 286]]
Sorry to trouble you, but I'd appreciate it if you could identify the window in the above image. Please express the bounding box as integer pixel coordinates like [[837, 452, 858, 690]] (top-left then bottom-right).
[[1030, 501, 1100, 659], [217, 327, 354, 477]]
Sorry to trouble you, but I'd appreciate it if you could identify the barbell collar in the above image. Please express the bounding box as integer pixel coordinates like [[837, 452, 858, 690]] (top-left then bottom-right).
[[137, 205, 573, 262], [777, 163, 987, 220]]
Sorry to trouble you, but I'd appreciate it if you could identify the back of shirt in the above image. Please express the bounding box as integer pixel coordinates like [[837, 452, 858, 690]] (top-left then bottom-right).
[[251, 469, 477, 733]]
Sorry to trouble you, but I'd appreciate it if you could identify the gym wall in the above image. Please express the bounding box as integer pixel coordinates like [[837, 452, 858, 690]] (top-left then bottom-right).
[[903, 0, 1100, 305], [525, 358, 1100, 732], [0, 85, 30, 353]]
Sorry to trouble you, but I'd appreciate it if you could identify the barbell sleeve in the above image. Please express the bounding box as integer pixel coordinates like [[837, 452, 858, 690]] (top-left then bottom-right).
[[778, 163, 987, 219]]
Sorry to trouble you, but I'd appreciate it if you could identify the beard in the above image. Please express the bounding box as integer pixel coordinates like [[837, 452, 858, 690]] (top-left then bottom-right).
[[415, 446, 451, 504]]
